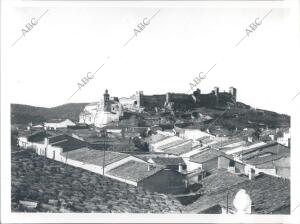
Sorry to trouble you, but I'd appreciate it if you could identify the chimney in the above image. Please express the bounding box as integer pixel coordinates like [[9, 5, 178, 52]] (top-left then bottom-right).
[[248, 136, 253, 143], [147, 164, 153, 171], [249, 168, 255, 180], [178, 163, 183, 172]]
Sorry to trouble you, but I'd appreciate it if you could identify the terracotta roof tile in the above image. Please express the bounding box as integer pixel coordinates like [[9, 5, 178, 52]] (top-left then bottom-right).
[[163, 140, 194, 156], [62, 149, 129, 166], [190, 148, 233, 164], [107, 161, 165, 182], [151, 157, 185, 166], [12, 150, 182, 213], [184, 170, 290, 214]]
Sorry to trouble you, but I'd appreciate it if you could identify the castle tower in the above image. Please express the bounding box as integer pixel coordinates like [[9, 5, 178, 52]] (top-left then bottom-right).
[[229, 87, 237, 101], [166, 92, 171, 104], [214, 87, 219, 96], [213, 87, 220, 107], [103, 89, 110, 111], [136, 91, 143, 108]]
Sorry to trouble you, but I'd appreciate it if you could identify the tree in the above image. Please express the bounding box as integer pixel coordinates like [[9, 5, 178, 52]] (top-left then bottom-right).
[[252, 128, 262, 140]]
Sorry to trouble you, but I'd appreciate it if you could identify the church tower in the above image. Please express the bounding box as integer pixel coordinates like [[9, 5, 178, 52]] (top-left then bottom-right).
[[103, 89, 110, 112]]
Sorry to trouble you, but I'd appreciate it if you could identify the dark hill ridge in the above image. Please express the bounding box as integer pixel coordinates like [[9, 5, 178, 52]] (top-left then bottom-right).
[[11, 102, 290, 129], [11, 103, 88, 124]]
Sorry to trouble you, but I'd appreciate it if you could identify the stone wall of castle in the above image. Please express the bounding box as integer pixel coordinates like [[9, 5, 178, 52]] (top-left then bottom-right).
[[132, 87, 237, 111]]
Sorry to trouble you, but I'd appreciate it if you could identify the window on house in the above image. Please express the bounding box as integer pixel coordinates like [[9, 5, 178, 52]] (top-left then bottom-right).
[[229, 160, 235, 167]]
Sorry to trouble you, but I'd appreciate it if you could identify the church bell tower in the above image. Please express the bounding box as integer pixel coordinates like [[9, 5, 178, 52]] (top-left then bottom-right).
[[103, 89, 110, 111]]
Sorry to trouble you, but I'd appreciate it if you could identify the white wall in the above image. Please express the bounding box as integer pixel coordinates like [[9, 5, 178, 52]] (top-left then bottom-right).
[[186, 161, 202, 172]]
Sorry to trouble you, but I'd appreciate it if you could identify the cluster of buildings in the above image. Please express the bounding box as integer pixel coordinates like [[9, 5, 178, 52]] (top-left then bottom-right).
[[79, 88, 237, 128], [17, 117, 291, 214]]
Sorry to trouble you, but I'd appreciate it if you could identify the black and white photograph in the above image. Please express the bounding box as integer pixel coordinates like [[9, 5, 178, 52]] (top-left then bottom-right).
[[1, 0, 300, 223]]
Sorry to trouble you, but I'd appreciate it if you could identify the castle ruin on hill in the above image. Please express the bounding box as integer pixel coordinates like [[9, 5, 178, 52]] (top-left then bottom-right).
[[79, 87, 237, 127], [132, 87, 237, 110]]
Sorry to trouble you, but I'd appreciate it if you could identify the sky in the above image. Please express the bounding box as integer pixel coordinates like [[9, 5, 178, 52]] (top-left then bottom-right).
[[2, 1, 300, 115]]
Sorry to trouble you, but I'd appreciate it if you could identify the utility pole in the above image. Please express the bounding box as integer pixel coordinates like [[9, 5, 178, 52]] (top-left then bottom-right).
[[103, 139, 106, 176], [226, 189, 229, 214]]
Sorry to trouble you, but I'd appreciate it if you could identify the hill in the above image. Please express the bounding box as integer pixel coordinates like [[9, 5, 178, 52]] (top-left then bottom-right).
[[11, 103, 89, 124], [11, 101, 290, 130]]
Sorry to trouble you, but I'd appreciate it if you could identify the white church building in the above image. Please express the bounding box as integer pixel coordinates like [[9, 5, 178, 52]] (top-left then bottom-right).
[[79, 90, 123, 128]]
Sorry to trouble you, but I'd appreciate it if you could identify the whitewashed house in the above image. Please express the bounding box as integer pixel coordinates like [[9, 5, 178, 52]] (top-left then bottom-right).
[[44, 119, 75, 129]]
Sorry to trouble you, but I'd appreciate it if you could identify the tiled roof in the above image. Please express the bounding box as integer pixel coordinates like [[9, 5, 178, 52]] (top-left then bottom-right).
[[51, 135, 89, 152], [244, 152, 290, 166], [12, 150, 182, 213], [151, 136, 182, 148], [144, 134, 169, 144], [26, 131, 52, 142], [151, 157, 185, 166], [190, 148, 233, 164], [62, 148, 129, 166], [163, 140, 194, 156], [107, 161, 165, 182], [184, 170, 290, 214], [134, 153, 174, 161], [197, 135, 211, 142], [220, 141, 267, 154], [240, 141, 279, 155], [242, 142, 290, 166], [157, 138, 190, 150], [208, 138, 244, 149], [197, 169, 249, 193]]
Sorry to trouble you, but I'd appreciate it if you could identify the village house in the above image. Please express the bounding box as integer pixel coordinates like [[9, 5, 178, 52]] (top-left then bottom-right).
[[183, 169, 290, 214], [60, 148, 146, 176], [207, 137, 246, 150], [44, 119, 76, 130], [188, 148, 245, 174], [149, 135, 192, 153], [148, 157, 186, 172], [106, 160, 187, 194], [238, 141, 290, 178], [276, 128, 291, 147], [176, 128, 214, 142], [221, 141, 267, 155], [18, 131, 89, 161]]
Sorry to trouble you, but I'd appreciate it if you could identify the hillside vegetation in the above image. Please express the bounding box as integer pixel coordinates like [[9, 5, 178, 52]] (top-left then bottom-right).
[[11, 102, 290, 130], [11, 103, 88, 124]]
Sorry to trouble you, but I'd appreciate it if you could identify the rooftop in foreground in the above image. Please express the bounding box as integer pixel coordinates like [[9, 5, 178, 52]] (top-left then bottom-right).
[[184, 169, 290, 214], [12, 150, 182, 213]]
